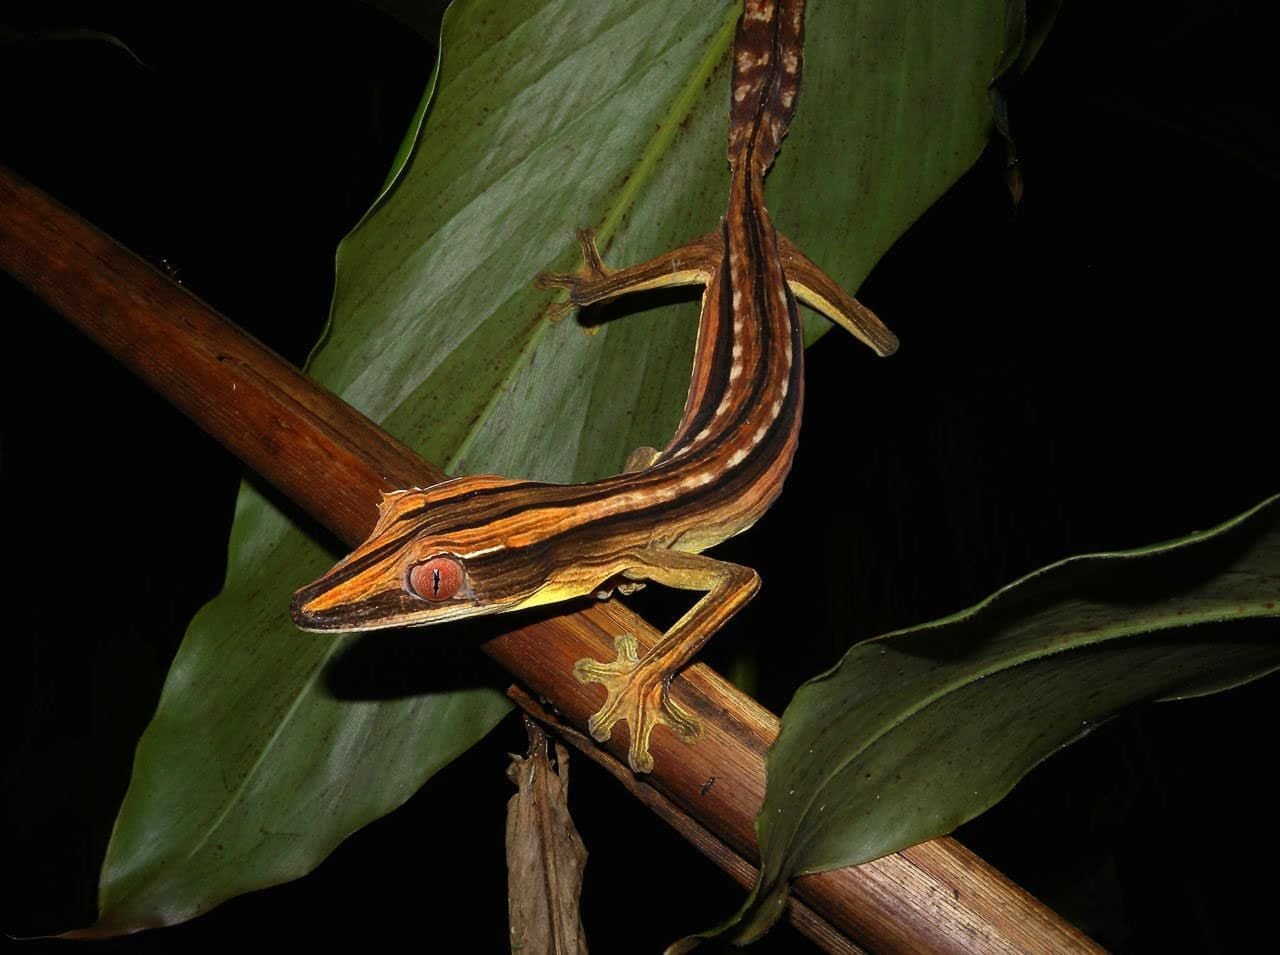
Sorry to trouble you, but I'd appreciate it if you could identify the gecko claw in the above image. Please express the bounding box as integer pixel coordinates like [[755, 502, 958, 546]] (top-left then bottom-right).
[[574, 634, 702, 773]]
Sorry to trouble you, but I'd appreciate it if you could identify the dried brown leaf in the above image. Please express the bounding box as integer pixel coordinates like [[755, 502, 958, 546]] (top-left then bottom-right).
[[506, 717, 589, 955]]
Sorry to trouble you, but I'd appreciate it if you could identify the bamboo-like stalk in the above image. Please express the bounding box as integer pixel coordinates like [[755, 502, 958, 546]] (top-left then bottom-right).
[[1, 166, 1101, 954]]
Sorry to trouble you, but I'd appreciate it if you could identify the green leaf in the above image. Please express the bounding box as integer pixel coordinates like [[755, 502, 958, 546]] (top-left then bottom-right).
[[724, 493, 1280, 944], [86, 0, 1012, 934]]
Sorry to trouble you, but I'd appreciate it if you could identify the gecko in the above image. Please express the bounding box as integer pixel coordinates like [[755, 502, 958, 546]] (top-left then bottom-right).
[[292, 0, 897, 773]]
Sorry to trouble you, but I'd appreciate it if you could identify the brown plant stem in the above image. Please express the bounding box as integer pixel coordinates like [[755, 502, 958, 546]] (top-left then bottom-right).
[[508, 687, 863, 955], [0, 165, 1101, 954]]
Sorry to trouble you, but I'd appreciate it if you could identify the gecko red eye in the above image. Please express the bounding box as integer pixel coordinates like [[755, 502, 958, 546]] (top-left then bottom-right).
[[408, 556, 465, 602]]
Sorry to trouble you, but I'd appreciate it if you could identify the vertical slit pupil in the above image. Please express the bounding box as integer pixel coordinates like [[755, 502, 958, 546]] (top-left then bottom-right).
[[410, 556, 461, 602]]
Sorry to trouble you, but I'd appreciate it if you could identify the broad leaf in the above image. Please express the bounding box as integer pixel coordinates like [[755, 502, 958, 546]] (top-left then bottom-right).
[[86, 0, 1013, 933], [724, 493, 1280, 943]]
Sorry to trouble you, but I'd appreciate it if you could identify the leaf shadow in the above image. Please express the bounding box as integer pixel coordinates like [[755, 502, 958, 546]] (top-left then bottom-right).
[[571, 283, 701, 331]]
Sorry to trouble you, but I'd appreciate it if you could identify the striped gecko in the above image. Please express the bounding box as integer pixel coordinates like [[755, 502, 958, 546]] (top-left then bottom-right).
[[292, 0, 896, 773]]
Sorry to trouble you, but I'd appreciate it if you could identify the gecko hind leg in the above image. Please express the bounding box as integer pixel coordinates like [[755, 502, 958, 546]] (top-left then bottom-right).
[[777, 231, 899, 357], [536, 227, 721, 320]]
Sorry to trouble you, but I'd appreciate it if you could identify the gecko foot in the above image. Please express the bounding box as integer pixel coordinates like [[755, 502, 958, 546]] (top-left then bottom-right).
[[535, 227, 613, 321], [574, 634, 701, 774]]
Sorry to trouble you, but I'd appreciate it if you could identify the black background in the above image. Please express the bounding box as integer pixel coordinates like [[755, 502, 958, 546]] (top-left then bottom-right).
[[3, 1, 1277, 951]]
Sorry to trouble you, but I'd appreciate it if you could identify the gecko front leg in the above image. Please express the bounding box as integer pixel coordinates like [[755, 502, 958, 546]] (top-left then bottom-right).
[[575, 548, 760, 773]]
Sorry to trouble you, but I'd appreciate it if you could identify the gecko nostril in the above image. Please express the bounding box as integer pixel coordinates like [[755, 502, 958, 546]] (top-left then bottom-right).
[[290, 582, 346, 630]]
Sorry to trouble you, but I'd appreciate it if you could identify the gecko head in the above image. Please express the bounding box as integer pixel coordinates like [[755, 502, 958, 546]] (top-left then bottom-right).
[[291, 476, 548, 633]]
